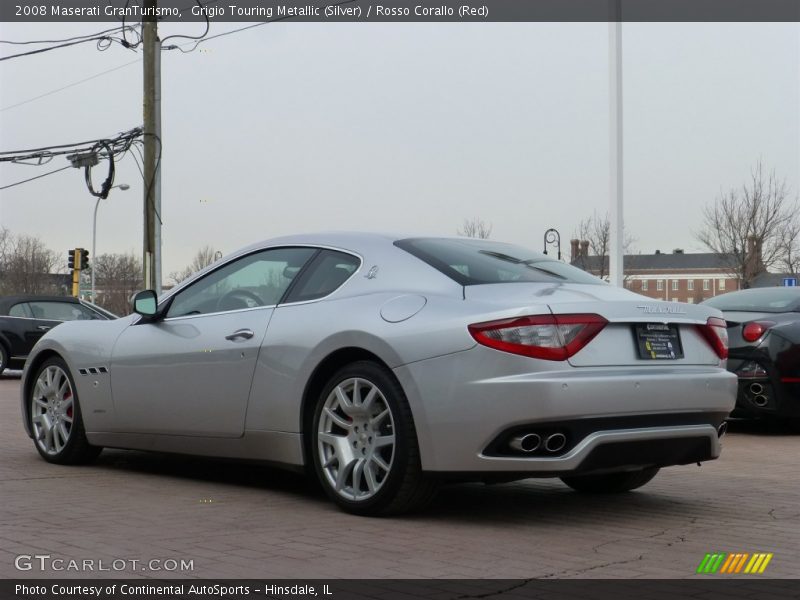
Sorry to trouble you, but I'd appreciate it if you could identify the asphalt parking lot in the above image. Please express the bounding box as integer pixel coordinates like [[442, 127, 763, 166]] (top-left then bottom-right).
[[1, 375, 798, 580]]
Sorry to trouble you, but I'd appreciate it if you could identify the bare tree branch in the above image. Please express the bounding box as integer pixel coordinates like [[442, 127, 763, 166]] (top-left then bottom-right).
[[457, 218, 492, 239], [0, 231, 61, 295], [92, 253, 143, 315], [696, 161, 798, 287], [574, 212, 635, 280], [169, 245, 219, 285]]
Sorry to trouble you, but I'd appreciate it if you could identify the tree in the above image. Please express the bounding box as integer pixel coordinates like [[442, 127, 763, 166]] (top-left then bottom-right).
[[0, 230, 62, 295], [573, 212, 636, 281], [777, 219, 800, 275], [92, 253, 143, 316], [696, 161, 798, 288], [169, 245, 219, 285], [457, 218, 492, 239]]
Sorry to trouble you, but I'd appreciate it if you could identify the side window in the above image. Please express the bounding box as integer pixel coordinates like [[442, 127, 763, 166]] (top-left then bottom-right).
[[28, 301, 95, 321], [285, 250, 361, 303], [166, 247, 316, 318], [8, 303, 32, 318]]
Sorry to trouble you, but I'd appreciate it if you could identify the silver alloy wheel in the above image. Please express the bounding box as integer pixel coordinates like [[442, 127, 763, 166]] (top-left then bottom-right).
[[317, 377, 396, 502], [31, 365, 74, 456]]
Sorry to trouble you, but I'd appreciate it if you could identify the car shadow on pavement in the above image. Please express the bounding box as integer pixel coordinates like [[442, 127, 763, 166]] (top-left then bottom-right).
[[89, 448, 716, 522], [725, 418, 799, 436], [94, 448, 326, 500], [420, 480, 713, 524]]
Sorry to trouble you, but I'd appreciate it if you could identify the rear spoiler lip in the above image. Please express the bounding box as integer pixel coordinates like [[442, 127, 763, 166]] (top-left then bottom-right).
[[599, 317, 710, 325]]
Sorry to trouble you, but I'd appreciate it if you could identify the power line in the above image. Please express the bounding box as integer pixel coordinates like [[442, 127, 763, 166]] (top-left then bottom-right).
[[161, 0, 209, 44], [0, 58, 141, 113], [0, 26, 131, 45], [0, 27, 140, 62], [0, 127, 143, 163], [0, 165, 71, 191], [164, 0, 357, 53]]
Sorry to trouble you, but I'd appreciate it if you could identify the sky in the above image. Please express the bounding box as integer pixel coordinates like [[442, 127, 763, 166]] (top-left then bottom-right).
[[1, 21, 799, 278]]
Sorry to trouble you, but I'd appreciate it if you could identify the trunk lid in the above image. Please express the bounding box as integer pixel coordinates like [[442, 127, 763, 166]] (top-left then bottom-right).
[[465, 283, 723, 367]]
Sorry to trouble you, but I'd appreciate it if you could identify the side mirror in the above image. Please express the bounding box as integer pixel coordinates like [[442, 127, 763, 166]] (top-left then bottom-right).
[[132, 290, 158, 318]]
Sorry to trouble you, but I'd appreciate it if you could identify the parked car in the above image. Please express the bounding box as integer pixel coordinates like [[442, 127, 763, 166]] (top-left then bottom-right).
[[702, 287, 800, 426], [21, 234, 736, 515], [0, 295, 115, 376]]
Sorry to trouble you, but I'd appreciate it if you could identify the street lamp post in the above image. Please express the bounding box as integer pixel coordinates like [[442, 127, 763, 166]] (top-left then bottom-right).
[[543, 228, 562, 260], [92, 183, 130, 300]]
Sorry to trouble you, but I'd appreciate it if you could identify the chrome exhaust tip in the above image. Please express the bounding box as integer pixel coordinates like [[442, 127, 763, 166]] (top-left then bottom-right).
[[717, 422, 728, 438], [509, 433, 541, 453], [753, 395, 769, 407], [544, 432, 567, 453], [749, 382, 764, 395]]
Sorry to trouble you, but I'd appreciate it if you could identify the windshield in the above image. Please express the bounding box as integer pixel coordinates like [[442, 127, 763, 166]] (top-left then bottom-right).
[[80, 300, 118, 319], [703, 288, 800, 313], [395, 238, 603, 286]]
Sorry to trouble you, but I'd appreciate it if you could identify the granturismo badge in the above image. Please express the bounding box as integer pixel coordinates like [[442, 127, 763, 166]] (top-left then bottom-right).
[[637, 304, 688, 314]]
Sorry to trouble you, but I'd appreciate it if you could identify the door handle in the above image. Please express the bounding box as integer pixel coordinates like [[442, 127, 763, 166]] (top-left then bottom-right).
[[225, 328, 254, 341], [37, 326, 51, 331]]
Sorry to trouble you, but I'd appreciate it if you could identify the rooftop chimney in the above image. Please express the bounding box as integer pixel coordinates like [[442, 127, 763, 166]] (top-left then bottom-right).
[[673, 248, 684, 254], [745, 236, 765, 282], [580, 240, 590, 257], [570, 239, 580, 263], [655, 249, 661, 255]]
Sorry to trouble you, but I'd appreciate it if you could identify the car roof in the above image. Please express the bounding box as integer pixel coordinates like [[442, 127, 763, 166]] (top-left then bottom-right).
[[225, 231, 540, 262], [0, 295, 81, 314]]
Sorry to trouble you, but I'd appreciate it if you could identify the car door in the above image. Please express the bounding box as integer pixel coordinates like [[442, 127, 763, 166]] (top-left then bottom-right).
[[24, 301, 81, 353], [2, 301, 44, 360], [109, 246, 317, 437]]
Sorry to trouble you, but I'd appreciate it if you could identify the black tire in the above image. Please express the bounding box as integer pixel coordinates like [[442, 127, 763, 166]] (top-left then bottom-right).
[[561, 467, 660, 493], [0, 343, 7, 377], [310, 361, 437, 516], [28, 357, 102, 465]]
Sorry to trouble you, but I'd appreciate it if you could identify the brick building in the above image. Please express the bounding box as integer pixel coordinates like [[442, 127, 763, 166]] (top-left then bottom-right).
[[568, 239, 761, 303]]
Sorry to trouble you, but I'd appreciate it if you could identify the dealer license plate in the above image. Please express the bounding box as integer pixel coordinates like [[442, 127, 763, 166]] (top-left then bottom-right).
[[635, 323, 684, 360]]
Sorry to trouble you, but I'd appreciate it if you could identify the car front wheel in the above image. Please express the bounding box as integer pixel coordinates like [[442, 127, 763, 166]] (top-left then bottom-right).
[[561, 467, 660, 493], [29, 357, 102, 464], [311, 361, 436, 516]]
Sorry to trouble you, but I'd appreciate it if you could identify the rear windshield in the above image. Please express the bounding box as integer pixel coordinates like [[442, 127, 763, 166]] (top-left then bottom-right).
[[703, 288, 800, 313], [395, 238, 602, 286]]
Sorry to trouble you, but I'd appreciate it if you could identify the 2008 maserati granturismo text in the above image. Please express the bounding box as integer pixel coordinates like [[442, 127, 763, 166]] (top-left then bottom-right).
[[21, 233, 737, 515]]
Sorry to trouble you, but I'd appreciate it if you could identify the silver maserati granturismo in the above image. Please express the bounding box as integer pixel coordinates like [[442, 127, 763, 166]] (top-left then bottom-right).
[[21, 233, 737, 515]]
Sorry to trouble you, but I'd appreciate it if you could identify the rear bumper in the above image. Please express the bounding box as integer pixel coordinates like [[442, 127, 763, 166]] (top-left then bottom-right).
[[732, 377, 800, 419], [395, 346, 737, 473], [727, 353, 800, 419], [474, 425, 719, 476]]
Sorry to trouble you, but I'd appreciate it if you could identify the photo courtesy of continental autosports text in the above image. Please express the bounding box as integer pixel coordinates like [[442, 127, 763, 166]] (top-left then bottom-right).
[[1, 0, 799, 598]]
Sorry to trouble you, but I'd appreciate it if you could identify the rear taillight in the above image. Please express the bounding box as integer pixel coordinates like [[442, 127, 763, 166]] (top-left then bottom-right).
[[741, 321, 775, 343], [468, 314, 607, 361], [697, 316, 729, 359]]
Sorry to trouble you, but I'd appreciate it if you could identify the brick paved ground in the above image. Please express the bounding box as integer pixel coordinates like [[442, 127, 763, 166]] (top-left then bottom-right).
[[1, 375, 798, 580]]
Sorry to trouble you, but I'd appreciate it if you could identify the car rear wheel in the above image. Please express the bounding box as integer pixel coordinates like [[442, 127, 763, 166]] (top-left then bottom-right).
[[560, 467, 660, 493], [29, 357, 102, 464], [311, 361, 437, 516]]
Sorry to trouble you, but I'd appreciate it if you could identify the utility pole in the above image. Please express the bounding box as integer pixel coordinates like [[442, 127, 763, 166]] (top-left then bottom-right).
[[608, 0, 624, 287], [142, 0, 162, 294]]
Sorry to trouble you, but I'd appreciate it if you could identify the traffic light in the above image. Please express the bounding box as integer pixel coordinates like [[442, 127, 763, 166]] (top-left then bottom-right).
[[70, 248, 81, 298], [80, 248, 89, 270], [67, 250, 75, 270]]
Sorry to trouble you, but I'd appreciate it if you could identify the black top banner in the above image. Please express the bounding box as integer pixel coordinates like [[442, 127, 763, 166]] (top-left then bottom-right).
[[4, 0, 800, 23]]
